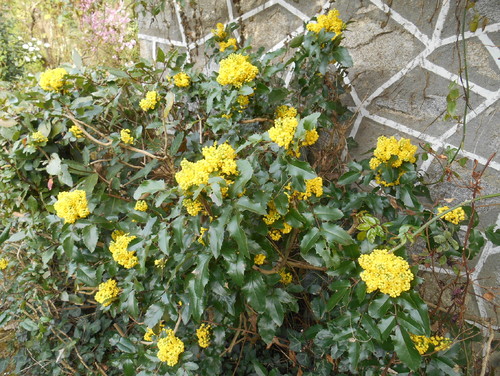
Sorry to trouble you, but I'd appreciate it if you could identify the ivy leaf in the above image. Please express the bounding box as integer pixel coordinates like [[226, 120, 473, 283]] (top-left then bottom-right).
[[392, 325, 421, 371]]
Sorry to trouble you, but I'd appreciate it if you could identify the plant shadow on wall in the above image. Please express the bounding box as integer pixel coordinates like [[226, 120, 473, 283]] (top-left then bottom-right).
[[0, 8, 499, 376]]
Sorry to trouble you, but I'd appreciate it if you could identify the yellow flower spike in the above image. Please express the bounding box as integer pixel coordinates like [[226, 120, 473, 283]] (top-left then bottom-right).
[[216, 53, 258, 88], [306, 9, 344, 38], [95, 279, 120, 307], [219, 38, 238, 52], [157, 329, 185, 366], [211, 22, 227, 39], [69, 125, 84, 138], [54, 190, 90, 224], [278, 268, 293, 284], [268, 116, 298, 150], [120, 129, 134, 144], [134, 200, 148, 212], [254, 254, 266, 265], [198, 227, 208, 245], [39, 67, 68, 91], [358, 249, 413, 298], [173, 72, 190, 88], [0, 258, 8, 270], [109, 233, 138, 269], [31, 131, 48, 144], [196, 323, 212, 348], [437, 206, 466, 225], [144, 327, 156, 341], [139, 90, 160, 111]]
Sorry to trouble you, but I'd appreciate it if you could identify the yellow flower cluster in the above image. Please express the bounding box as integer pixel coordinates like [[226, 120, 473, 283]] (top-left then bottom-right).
[[410, 334, 452, 355], [144, 327, 156, 342], [254, 254, 266, 265], [237, 95, 249, 109], [109, 233, 138, 269], [198, 227, 208, 245], [182, 198, 204, 216], [120, 129, 134, 144], [217, 53, 259, 88], [306, 9, 344, 37], [39, 67, 68, 91], [175, 142, 238, 191], [31, 131, 48, 144], [268, 116, 298, 150], [219, 38, 237, 52], [94, 279, 120, 307], [54, 190, 90, 224], [279, 268, 293, 284], [358, 249, 414, 297], [69, 125, 83, 138], [155, 258, 167, 268], [157, 329, 185, 366], [371, 136, 417, 167], [196, 323, 212, 348], [0, 258, 8, 270], [139, 91, 160, 111], [212, 23, 227, 39], [134, 200, 148, 211], [294, 177, 323, 200], [437, 206, 466, 225], [263, 201, 293, 241], [174, 72, 190, 88], [301, 129, 319, 146], [275, 105, 297, 119], [369, 136, 418, 186]]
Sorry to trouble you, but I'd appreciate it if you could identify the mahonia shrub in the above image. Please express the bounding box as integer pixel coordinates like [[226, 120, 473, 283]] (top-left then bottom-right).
[[0, 9, 497, 376]]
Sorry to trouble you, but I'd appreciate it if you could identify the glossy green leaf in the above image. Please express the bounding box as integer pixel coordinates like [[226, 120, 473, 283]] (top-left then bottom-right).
[[392, 325, 421, 371], [242, 271, 266, 313], [321, 223, 353, 245], [82, 225, 98, 253]]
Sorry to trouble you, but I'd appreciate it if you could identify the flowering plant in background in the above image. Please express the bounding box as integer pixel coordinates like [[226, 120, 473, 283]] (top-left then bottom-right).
[[0, 7, 497, 376], [78, 0, 136, 60]]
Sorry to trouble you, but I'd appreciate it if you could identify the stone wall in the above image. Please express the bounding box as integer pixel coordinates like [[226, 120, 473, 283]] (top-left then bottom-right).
[[137, 0, 500, 333]]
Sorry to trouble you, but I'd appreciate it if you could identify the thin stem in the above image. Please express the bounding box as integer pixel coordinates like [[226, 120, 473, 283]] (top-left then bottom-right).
[[390, 192, 500, 253]]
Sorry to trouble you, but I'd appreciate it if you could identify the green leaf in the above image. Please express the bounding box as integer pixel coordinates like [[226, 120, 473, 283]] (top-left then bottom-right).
[[368, 294, 391, 318], [290, 34, 304, 48], [300, 227, 320, 254], [227, 215, 249, 259], [0, 224, 12, 246], [300, 112, 321, 131], [236, 196, 267, 215], [287, 159, 317, 180], [170, 131, 184, 155], [127, 291, 139, 317], [133, 180, 165, 199], [321, 223, 353, 245], [156, 46, 166, 63], [326, 284, 349, 311], [188, 276, 204, 322], [116, 337, 137, 353], [230, 159, 253, 196], [76, 264, 97, 286], [46, 153, 62, 175], [79, 174, 99, 195], [242, 271, 266, 313], [258, 314, 277, 344], [313, 206, 343, 221], [226, 253, 246, 286], [332, 46, 353, 67], [379, 316, 396, 341], [392, 325, 421, 371], [82, 225, 98, 253], [337, 171, 361, 185], [144, 304, 164, 328], [347, 340, 361, 373]]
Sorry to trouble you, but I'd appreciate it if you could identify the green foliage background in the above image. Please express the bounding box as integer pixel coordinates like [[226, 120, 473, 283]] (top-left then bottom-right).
[[0, 11, 497, 376]]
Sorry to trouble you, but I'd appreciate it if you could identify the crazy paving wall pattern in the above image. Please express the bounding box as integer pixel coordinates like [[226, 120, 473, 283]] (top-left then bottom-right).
[[137, 0, 500, 331]]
